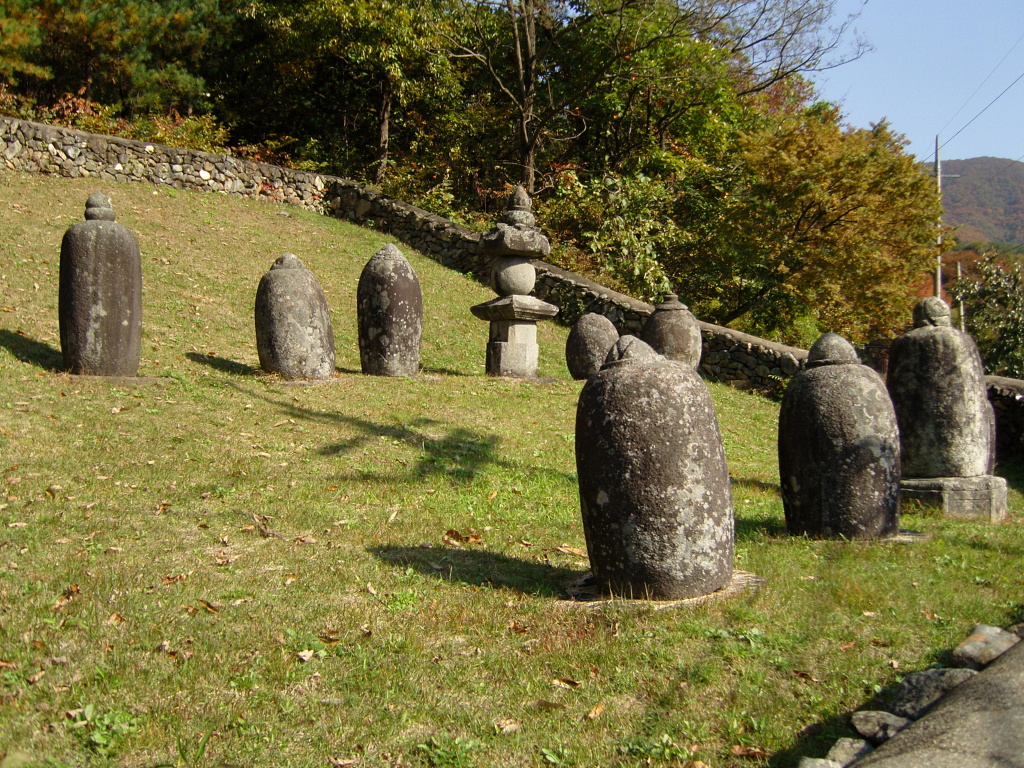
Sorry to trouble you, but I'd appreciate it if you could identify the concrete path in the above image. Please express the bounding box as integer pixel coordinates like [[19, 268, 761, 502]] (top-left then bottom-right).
[[855, 638, 1024, 767]]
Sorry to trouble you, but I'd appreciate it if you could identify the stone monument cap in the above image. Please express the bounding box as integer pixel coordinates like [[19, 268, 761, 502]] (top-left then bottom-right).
[[480, 186, 550, 258], [806, 332, 859, 368], [270, 253, 305, 270], [653, 293, 690, 312], [84, 192, 116, 221], [913, 296, 952, 327], [602, 335, 661, 368]]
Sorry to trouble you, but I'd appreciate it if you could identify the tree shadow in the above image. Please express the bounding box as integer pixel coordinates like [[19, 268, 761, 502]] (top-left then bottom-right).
[[0, 329, 64, 372], [995, 455, 1024, 496], [370, 544, 584, 598], [185, 351, 258, 376], [420, 366, 468, 377], [734, 514, 790, 541]]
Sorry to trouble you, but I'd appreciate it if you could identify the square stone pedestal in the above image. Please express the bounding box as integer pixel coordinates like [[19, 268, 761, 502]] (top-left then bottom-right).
[[900, 475, 1008, 523], [471, 294, 558, 378], [486, 320, 538, 378]]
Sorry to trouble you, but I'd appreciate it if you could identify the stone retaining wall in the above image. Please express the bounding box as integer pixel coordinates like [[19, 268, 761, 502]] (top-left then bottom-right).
[[0, 116, 1016, 412]]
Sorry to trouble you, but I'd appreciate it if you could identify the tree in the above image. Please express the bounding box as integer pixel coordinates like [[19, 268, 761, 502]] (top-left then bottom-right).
[[448, 0, 865, 192], [953, 253, 1024, 377], [672, 109, 946, 343], [0, 0, 49, 84]]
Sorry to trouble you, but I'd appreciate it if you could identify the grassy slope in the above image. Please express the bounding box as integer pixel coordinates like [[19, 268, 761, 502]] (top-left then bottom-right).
[[1, 171, 1023, 768]]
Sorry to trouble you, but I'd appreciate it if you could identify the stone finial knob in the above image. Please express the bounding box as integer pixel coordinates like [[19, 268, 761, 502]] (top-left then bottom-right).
[[806, 332, 859, 368], [85, 192, 115, 221], [270, 253, 304, 270], [913, 296, 952, 328], [499, 185, 537, 228]]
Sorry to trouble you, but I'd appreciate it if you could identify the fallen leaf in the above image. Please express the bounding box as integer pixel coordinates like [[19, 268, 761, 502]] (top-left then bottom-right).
[[584, 703, 604, 720], [792, 670, 819, 683], [359, 625, 372, 638], [862, 611, 877, 617], [105, 613, 126, 625], [27, 669, 46, 685], [162, 574, 188, 585], [366, 583, 378, 596], [519, 539, 534, 547], [888, 659, 900, 669], [0, 659, 18, 669], [184, 605, 200, 615], [296, 650, 315, 663], [921, 609, 940, 621], [328, 758, 359, 768], [488, 490, 498, 500], [508, 621, 529, 634], [6, 522, 27, 528], [551, 677, 581, 690], [494, 718, 520, 734], [196, 599, 219, 614], [215, 551, 241, 566], [553, 545, 586, 557], [293, 536, 317, 545], [840, 641, 856, 651], [730, 745, 768, 758]]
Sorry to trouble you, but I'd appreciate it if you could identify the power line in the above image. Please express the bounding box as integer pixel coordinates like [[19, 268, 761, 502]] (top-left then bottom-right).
[[938, 29, 1024, 139], [937, 67, 1024, 159]]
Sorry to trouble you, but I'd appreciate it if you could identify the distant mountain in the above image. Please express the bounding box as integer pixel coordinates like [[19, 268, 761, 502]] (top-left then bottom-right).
[[939, 157, 1024, 245]]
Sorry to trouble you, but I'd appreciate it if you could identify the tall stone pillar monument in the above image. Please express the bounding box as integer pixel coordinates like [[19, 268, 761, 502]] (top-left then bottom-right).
[[887, 297, 1007, 522], [471, 187, 558, 378]]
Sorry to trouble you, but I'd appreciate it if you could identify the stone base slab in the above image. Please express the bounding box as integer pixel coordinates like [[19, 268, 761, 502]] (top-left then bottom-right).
[[559, 570, 764, 611], [900, 475, 1008, 523]]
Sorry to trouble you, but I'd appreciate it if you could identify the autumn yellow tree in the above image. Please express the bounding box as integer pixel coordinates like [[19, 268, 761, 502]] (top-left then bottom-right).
[[671, 107, 947, 343]]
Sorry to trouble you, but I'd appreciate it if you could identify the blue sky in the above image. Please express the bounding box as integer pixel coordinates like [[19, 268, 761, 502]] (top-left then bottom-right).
[[811, 0, 1024, 162]]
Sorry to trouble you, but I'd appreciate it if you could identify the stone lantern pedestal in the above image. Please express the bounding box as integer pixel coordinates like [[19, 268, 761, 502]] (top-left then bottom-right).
[[471, 294, 558, 378]]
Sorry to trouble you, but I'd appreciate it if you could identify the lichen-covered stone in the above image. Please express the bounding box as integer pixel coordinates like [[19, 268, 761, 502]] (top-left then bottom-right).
[[779, 333, 900, 539], [887, 297, 994, 478], [58, 193, 142, 375], [255, 253, 335, 380], [357, 243, 422, 376], [565, 313, 619, 380], [640, 293, 702, 367], [575, 336, 734, 599]]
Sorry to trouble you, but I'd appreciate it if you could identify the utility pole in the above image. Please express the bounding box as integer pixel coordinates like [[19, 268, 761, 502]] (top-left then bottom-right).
[[935, 135, 943, 298]]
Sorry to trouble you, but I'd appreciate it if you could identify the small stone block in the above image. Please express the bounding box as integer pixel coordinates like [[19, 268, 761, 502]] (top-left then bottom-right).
[[888, 667, 977, 719], [900, 475, 1007, 522], [951, 624, 1021, 670], [826, 738, 873, 766], [850, 710, 911, 745]]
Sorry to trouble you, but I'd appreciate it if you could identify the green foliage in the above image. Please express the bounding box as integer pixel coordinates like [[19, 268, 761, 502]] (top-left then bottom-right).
[[66, 704, 139, 756], [953, 254, 1024, 377]]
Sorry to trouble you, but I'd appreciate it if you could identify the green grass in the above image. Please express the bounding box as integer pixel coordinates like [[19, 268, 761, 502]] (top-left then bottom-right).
[[2, 170, 1024, 768]]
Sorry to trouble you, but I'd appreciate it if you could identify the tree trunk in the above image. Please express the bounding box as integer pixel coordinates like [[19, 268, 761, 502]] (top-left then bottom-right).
[[374, 80, 393, 185]]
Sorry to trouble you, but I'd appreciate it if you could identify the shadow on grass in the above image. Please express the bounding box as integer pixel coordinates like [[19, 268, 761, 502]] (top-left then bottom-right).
[[734, 514, 790, 541], [0, 329, 63, 371], [370, 544, 584, 597], [185, 351, 258, 376], [996, 454, 1024, 496], [732, 477, 781, 494], [420, 366, 468, 377]]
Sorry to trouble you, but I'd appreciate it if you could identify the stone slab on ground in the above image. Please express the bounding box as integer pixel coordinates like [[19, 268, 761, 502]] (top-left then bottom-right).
[[558, 570, 764, 611], [855, 639, 1024, 767], [951, 625, 1021, 670], [899, 476, 1007, 523], [826, 737, 873, 765], [850, 711, 911, 745]]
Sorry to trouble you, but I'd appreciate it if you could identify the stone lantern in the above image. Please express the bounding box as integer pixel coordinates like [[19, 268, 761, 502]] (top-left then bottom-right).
[[470, 187, 558, 377]]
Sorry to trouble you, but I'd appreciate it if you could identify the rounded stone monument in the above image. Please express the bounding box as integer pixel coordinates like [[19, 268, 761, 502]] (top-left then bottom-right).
[[565, 313, 619, 380], [255, 253, 336, 380], [886, 297, 1006, 522], [59, 192, 142, 376], [640, 293, 702, 367], [357, 243, 423, 377], [575, 336, 734, 599], [887, 297, 993, 478], [778, 332, 900, 539]]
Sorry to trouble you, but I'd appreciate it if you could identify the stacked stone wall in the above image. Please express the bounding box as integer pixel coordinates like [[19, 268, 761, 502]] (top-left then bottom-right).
[[1, 115, 1019, 409]]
